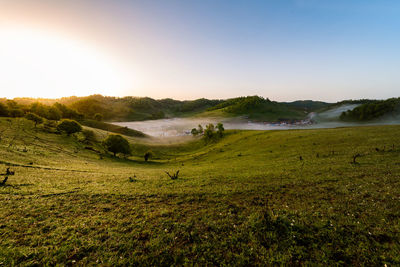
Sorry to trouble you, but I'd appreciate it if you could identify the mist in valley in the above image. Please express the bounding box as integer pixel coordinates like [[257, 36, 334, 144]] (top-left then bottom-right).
[[113, 104, 400, 138]]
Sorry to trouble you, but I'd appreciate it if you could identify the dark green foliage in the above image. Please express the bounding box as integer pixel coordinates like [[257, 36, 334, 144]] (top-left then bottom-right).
[[197, 124, 203, 134], [207, 96, 305, 121], [29, 102, 50, 119], [144, 150, 153, 161], [57, 119, 82, 135], [8, 108, 24, 117], [29, 102, 66, 120], [94, 113, 103, 121], [103, 134, 131, 156], [340, 98, 400, 121], [179, 98, 223, 112], [203, 123, 224, 140], [191, 128, 199, 136], [191, 125, 204, 136], [0, 102, 8, 117], [53, 103, 83, 120], [47, 106, 62, 120], [70, 98, 108, 119], [203, 123, 215, 140], [80, 120, 146, 137], [284, 100, 331, 112], [216, 122, 224, 137], [25, 112, 44, 127]]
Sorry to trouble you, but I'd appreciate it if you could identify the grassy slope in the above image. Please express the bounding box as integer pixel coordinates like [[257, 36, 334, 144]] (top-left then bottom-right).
[[0, 117, 399, 265]]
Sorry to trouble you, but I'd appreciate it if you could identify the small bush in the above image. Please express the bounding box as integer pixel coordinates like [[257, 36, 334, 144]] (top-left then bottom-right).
[[191, 128, 199, 136], [57, 119, 82, 135], [94, 113, 103, 121], [144, 150, 153, 162], [103, 134, 131, 157]]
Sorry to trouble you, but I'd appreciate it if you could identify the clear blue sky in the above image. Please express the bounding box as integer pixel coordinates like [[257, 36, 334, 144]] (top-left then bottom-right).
[[1, 0, 400, 101]]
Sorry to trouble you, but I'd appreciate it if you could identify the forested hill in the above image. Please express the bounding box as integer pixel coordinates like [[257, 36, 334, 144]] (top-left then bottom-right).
[[339, 98, 400, 121], [4, 95, 224, 121], [1, 95, 323, 122], [2, 94, 399, 122], [203, 96, 310, 121]]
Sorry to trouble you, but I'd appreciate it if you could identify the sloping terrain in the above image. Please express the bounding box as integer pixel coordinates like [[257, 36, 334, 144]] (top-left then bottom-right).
[[0, 117, 399, 265]]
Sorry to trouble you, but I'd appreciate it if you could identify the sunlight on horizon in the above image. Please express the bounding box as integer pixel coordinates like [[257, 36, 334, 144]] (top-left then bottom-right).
[[0, 26, 132, 99]]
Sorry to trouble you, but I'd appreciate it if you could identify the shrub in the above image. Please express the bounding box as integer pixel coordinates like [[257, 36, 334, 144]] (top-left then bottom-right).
[[0, 103, 8, 117], [8, 109, 24, 118], [144, 150, 153, 162], [103, 134, 131, 157], [191, 124, 205, 136], [197, 124, 203, 134], [25, 112, 44, 127], [94, 113, 103, 121], [216, 122, 224, 137], [191, 128, 199, 136], [57, 119, 82, 135]]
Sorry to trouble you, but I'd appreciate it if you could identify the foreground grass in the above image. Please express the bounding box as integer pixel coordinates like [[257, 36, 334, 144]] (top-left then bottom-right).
[[0, 118, 399, 265]]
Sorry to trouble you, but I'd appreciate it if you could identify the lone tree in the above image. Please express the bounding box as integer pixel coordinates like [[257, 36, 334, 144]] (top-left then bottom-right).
[[25, 112, 44, 127], [216, 122, 224, 137], [103, 134, 131, 157], [57, 119, 82, 135], [144, 150, 153, 162], [204, 123, 215, 140]]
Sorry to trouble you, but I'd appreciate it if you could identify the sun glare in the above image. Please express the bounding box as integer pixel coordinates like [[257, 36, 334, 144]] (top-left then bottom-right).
[[0, 27, 129, 99]]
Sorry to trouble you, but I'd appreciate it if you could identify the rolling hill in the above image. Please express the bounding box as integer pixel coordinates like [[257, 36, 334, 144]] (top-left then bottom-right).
[[0, 117, 399, 265]]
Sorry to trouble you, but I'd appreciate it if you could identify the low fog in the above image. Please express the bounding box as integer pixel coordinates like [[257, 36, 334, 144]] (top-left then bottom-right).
[[113, 105, 400, 138]]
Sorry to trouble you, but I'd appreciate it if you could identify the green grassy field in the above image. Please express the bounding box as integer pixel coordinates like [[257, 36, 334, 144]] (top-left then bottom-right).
[[0, 117, 399, 265]]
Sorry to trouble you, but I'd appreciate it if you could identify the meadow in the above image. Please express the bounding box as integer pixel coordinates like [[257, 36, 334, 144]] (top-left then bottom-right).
[[0, 117, 399, 265]]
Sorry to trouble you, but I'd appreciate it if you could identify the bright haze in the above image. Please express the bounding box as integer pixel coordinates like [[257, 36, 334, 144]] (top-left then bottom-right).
[[1, 0, 399, 101]]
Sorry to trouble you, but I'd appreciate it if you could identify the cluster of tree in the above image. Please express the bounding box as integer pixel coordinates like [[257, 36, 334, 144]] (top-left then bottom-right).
[[284, 100, 331, 112], [0, 100, 82, 121], [340, 98, 400, 121], [192, 123, 224, 140], [3, 95, 225, 122], [2, 94, 312, 122], [206, 96, 306, 121], [0, 100, 24, 117], [179, 98, 223, 112]]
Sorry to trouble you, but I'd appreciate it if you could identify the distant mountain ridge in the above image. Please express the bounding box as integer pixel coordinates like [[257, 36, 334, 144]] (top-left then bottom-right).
[[2, 95, 399, 122]]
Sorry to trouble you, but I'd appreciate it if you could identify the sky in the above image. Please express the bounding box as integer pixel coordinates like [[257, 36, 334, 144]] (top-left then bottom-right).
[[0, 0, 400, 102]]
